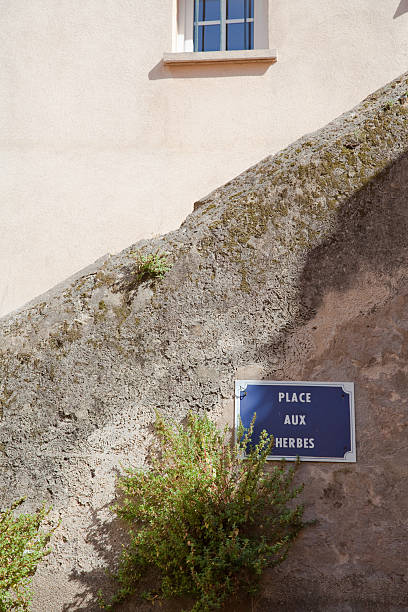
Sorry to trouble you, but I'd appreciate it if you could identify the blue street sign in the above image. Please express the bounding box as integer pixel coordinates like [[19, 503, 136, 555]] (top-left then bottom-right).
[[235, 381, 356, 462]]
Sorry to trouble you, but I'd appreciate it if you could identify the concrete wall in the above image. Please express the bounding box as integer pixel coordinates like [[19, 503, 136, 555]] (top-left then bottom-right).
[[1, 0, 408, 317], [1, 70, 408, 610]]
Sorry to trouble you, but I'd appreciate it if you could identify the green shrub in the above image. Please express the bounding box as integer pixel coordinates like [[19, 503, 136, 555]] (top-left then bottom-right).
[[0, 498, 54, 611], [103, 413, 305, 611]]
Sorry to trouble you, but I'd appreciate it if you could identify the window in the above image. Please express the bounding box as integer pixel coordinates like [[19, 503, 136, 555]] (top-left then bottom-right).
[[174, 0, 269, 54], [194, 0, 254, 52]]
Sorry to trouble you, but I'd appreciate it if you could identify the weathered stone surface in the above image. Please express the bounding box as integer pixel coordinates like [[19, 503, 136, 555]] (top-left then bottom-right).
[[1, 72, 408, 611]]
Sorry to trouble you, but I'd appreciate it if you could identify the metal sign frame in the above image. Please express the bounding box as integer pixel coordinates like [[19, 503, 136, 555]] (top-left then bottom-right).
[[234, 380, 356, 463]]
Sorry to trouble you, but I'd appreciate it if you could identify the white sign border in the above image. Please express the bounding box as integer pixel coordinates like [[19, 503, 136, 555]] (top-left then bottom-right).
[[234, 380, 356, 463]]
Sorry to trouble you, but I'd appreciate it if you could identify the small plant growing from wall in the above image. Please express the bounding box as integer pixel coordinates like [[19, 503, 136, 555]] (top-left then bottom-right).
[[0, 498, 55, 611], [130, 251, 172, 284], [117, 251, 172, 304], [101, 414, 305, 611]]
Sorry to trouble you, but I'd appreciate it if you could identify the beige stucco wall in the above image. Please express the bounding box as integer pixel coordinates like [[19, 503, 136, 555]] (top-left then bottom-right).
[[1, 0, 408, 317]]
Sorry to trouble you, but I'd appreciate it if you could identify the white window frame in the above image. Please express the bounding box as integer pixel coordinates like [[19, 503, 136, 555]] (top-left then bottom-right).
[[174, 0, 269, 52]]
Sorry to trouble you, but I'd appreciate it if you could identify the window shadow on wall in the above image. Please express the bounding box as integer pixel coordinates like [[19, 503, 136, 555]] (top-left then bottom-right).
[[148, 59, 273, 80], [394, 0, 408, 18]]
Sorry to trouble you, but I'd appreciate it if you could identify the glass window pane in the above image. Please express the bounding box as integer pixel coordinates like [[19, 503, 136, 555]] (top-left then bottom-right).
[[226, 0, 253, 20], [197, 24, 221, 51], [226, 21, 253, 50], [198, 0, 221, 22], [227, 0, 244, 19]]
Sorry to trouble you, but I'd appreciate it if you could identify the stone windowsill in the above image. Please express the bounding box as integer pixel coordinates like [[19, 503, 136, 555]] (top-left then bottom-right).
[[163, 49, 277, 65]]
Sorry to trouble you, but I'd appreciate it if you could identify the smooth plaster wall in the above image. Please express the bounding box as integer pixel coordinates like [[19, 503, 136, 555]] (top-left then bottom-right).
[[1, 0, 408, 317]]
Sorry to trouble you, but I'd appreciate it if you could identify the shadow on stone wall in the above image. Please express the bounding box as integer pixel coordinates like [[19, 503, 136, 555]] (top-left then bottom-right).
[[62, 497, 126, 611], [257, 150, 408, 609], [61, 465, 134, 612], [298, 150, 408, 320], [253, 148, 408, 380]]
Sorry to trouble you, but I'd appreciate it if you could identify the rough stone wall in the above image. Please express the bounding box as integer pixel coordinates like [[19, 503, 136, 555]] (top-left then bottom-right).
[[1, 72, 408, 611]]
